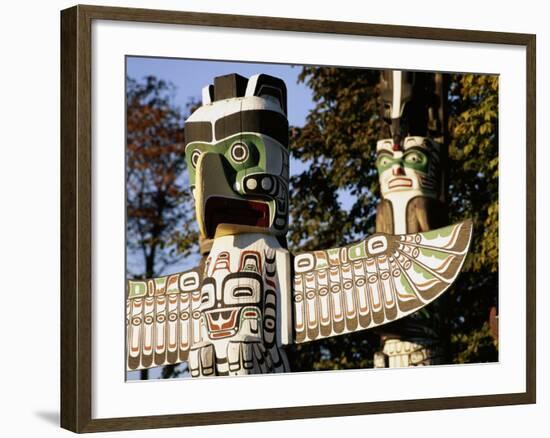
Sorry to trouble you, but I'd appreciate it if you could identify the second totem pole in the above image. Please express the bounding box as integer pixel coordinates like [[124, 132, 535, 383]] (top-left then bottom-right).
[[374, 70, 451, 368]]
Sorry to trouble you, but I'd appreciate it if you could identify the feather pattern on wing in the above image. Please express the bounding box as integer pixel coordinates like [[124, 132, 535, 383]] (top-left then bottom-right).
[[291, 220, 473, 344], [126, 268, 202, 371]]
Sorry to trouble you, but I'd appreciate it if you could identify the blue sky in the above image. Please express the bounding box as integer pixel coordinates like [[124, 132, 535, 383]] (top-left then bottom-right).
[[126, 56, 315, 127]]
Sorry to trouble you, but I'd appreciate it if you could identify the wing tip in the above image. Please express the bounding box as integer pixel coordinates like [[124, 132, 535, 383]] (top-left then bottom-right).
[[460, 218, 474, 250]]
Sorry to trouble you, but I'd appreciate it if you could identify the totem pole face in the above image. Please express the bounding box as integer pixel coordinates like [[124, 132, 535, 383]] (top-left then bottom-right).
[[184, 73, 289, 240], [377, 70, 442, 201], [200, 250, 264, 341], [376, 136, 441, 199]]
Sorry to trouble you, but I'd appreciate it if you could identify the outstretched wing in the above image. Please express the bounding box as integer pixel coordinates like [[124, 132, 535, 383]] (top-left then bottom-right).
[[291, 220, 472, 344], [126, 268, 202, 371]]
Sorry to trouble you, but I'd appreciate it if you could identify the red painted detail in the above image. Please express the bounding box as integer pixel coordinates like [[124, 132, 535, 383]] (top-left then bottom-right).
[[206, 308, 239, 332], [388, 177, 413, 189], [392, 166, 406, 176], [265, 279, 277, 288], [210, 331, 233, 339]]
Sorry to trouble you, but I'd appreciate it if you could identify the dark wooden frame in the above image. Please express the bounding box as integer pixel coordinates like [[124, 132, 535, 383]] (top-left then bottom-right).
[[60, 4, 536, 433]]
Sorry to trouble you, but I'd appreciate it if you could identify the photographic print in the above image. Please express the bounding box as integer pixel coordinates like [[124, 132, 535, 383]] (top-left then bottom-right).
[[60, 6, 535, 431], [125, 57, 498, 381]]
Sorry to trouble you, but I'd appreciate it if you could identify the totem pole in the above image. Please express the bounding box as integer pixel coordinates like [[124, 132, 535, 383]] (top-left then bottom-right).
[[127, 73, 472, 377], [373, 70, 451, 368]]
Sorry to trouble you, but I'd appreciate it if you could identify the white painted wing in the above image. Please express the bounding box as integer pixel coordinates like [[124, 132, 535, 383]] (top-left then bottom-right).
[[126, 268, 202, 371], [292, 220, 473, 344]]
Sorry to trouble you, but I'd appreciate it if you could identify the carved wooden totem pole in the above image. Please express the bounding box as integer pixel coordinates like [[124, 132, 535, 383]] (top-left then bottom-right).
[[373, 70, 451, 368], [127, 73, 472, 377]]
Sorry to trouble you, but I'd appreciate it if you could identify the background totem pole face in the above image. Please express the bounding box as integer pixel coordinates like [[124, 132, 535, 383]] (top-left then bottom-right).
[[375, 70, 447, 236], [376, 69, 444, 203], [184, 74, 290, 240], [376, 136, 441, 200]]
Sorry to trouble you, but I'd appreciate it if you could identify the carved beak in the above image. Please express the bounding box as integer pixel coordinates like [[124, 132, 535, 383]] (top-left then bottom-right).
[[195, 152, 236, 239], [195, 152, 269, 239]]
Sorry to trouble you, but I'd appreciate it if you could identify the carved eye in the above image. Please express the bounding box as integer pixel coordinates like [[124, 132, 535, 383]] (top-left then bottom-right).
[[233, 286, 254, 298], [377, 154, 393, 170], [190, 149, 202, 168], [404, 150, 427, 165], [230, 142, 249, 163], [406, 153, 419, 163]]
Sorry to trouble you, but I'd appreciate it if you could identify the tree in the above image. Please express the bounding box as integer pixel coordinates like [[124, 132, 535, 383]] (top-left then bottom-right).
[[446, 74, 499, 363], [286, 68, 498, 371], [126, 76, 199, 379]]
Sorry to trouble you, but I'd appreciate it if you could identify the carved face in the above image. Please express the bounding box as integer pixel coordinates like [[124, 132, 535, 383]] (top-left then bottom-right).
[[376, 136, 440, 199], [200, 272, 263, 340], [184, 74, 289, 240], [199, 251, 264, 341]]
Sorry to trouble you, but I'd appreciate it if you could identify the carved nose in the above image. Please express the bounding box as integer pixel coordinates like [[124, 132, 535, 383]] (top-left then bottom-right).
[[392, 165, 405, 176]]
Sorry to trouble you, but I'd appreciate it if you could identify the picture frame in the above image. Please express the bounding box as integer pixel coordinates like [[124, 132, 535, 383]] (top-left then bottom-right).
[[60, 4, 536, 433]]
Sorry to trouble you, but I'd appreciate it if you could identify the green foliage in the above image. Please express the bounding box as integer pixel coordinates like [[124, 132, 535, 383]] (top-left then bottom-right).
[[287, 67, 384, 252], [451, 322, 498, 364], [444, 74, 499, 364], [287, 69, 499, 370], [287, 332, 376, 372], [448, 74, 499, 273]]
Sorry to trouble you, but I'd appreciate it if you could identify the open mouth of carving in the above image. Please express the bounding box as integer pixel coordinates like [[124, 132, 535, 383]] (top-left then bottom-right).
[[206, 308, 239, 339], [388, 177, 413, 189], [204, 196, 269, 238]]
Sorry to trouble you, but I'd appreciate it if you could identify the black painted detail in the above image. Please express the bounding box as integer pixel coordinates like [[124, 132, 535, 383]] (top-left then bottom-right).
[[250, 74, 288, 115], [215, 110, 289, 148], [184, 121, 212, 145], [214, 73, 248, 101]]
